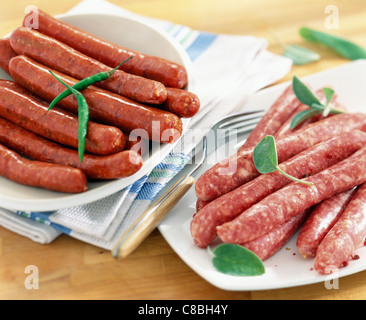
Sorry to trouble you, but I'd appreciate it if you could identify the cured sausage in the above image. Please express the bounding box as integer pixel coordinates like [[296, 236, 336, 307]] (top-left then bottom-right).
[[9, 55, 182, 143], [10, 27, 167, 105], [124, 133, 148, 156], [314, 182, 366, 274], [0, 38, 17, 74], [216, 146, 366, 244], [23, 9, 188, 89], [241, 210, 310, 261], [0, 86, 126, 155], [296, 188, 356, 258], [195, 112, 366, 202], [0, 117, 143, 180], [0, 142, 87, 193], [159, 87, 200, 118], [239, 84, 301, 150], [191, 130, 366, 248]]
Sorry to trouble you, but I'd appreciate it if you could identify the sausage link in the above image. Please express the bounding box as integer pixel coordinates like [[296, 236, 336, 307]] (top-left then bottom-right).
[[239, 85, 301, 150], [124, 133, 148, 156], [241, 210, 310, 261], [23, 10, 188, 89], [9, 55, 182, 143], [10, 27, 167, 105], [191, 130, 366, 248], [0, 142, 87, 193], [159, 88, 200, 118], [0, 38, 17, 74], [195, 112, 366, 202], [0, 86, 126, 155], [216, 146, 366, 244], [314, 182, 366, 274], [296, 188, 356, 258], [0, 117, 143, 180]]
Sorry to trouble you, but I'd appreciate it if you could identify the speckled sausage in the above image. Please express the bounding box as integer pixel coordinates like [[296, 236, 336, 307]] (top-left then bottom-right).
[[23, 10, 188, 89], [159, 87, 200, 118], [0, 142, 88, 193], [0, 117, 143, 180], [241, 210, 310, 261], [216, 147, 366, 244], [191, 131, 366, 248], [9, 55, 182, 143], [314, 182, 366, 274], [195, 112, 366, 202], [0, 38, 17, 74], [10, 27, 167, 105], [238, 84, 301, 150], [0, 86, 126, 155], [296, 188, 356, 258]]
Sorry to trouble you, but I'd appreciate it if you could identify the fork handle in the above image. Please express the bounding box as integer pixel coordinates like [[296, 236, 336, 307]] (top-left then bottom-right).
[[112, 175, 195, 259]]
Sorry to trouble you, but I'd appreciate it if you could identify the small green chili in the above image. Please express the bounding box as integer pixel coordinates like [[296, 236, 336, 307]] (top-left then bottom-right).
[[47, 56, 132, 110], [49, 70, 89, 163]]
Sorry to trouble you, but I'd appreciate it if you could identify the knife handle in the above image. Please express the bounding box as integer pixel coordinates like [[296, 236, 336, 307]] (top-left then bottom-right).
[[112, 175, 195, 259]]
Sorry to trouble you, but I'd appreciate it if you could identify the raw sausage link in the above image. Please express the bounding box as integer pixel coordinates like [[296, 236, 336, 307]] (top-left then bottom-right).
[[0, 117, 143, 180], [0, 142, 88, 193], [191, 130, 366, 248], [159, 87, 200, 118], [9, 55, 182, 143], [296, 188, 356, 258], [0, 86, 126, 155], [216, 146, 366, 244], [23, 9, 188, 89], [0, 38, 17, 74], [195, 112, 366, 202], [239, 84, 301, 150], [241, 210, 310, 261], [314, 182, 366, 274], [10, 27, 167, 105]]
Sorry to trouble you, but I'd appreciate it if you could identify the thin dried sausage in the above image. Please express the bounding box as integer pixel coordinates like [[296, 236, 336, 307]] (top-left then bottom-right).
[[0, 86, 126, 155], [0, 117, 143, 180], [9, 55, 182, 143], [23, 9, 188, 89], [0, 142, 88, 193], [10, 27, 167, 105]]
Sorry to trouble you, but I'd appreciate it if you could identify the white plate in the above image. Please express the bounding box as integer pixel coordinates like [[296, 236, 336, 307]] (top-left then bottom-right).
[[0, 13, 194, 212], [159, 60, 366, 291]]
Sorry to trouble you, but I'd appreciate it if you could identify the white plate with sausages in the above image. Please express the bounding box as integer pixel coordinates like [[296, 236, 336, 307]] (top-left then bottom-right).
[[159, 60, 366, 291], [0, 13, 194, 212]]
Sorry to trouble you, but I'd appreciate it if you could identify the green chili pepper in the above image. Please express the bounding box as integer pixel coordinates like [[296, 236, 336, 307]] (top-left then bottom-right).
[[49, 70, 89, 163], [300, 27, 366, 60], [47, 56, 132, 111]]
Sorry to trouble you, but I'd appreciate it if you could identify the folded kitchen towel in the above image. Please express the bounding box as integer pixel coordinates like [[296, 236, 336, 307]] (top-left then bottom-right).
[[0, 0, 292, 249]]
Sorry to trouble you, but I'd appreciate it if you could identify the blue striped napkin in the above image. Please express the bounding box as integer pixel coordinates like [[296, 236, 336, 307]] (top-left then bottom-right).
[[0, 0, 292, 248]]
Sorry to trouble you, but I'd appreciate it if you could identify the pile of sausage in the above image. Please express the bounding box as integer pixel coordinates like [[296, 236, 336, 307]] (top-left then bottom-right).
[[191, 84, 366, 275], [0, 9, 200, 193]]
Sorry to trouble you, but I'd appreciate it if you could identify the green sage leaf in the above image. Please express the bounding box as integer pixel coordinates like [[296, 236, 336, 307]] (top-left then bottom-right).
[[283, 45, 320, 65], [292, 76, 322, 106], [253, 135, 278, 174], [211, 244, 265, 277], [290, 108, 321, 129], [300, 27, 366, 60]]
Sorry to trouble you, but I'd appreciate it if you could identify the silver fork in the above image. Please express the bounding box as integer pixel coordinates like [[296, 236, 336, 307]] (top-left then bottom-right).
[[112, 109, 264, 258]]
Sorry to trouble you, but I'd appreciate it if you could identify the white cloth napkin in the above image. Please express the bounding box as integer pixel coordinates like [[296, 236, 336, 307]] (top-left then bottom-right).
[[0, 0, 292, 248]]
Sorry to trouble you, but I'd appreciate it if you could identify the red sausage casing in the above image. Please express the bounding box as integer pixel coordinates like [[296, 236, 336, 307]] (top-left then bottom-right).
[[0, 86, 126, 155], [0, 38, 17, 74], [9, 55, 182, 143], [23, 9, 188, 89], [10, 27, 167, 105], [0, 117, 143, 180], [0, 142, 88, 193]]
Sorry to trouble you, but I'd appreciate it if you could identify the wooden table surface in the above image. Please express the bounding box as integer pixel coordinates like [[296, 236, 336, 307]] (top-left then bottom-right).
[[1, 0, 366, 300]]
